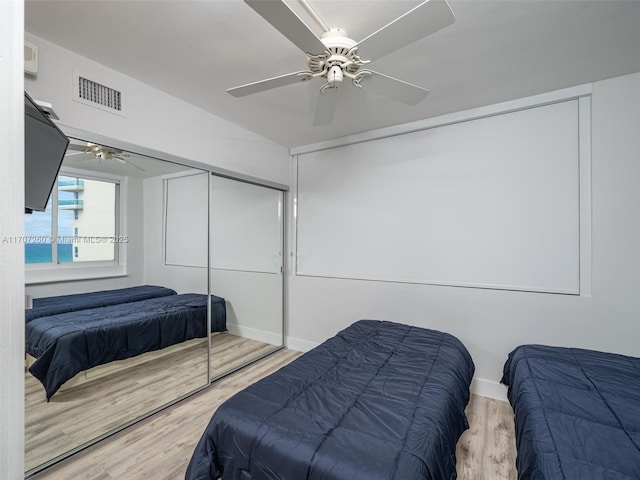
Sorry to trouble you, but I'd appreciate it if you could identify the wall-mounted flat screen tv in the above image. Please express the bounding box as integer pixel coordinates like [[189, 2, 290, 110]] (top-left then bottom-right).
[[24, 91, 69, 213]]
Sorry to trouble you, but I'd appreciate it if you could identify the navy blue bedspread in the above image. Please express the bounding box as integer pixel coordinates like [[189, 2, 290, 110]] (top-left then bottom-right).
[[27, 293, 226, 400], [186, 319, 475, 480], [25, 285, 177, 323], [501, 345, 640, 480]]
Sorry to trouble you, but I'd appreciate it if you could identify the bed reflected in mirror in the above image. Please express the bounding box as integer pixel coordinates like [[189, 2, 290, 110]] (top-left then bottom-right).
[[24, 138, 211, 473]]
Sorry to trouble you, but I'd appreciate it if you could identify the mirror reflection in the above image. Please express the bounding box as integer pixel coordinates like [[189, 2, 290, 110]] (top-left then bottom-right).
[[24, 136, 285, 474], [151, 167, 285, 380], [24, 138, 210, 473], [209, 176, 284, 378]]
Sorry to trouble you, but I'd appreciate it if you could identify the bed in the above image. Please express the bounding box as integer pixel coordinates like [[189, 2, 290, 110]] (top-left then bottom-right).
[[25, 284, 177, 322], [501, 344, 640, 480], [186, 319, 475, 480], [27, 293, 227, 400]]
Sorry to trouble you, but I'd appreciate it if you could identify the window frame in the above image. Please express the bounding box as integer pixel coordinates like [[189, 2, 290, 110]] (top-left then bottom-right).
[[25, 166, 128, 285]]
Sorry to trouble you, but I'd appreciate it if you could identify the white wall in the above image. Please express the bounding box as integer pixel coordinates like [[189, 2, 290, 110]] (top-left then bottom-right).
[[143, 173, 209, 294], [211, 270, 283, 346], [144, 172, 283, 345], [24, 33, 289, 185], [209, 175, 283, 274], [164, 172, 209, 269], [0, 2, 25, 479], [287, 72, 640, 400]]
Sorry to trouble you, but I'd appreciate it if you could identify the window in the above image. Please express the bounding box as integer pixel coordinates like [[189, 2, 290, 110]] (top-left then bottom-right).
[[25, 174, 119, 266], [24, 206, 53, 264]]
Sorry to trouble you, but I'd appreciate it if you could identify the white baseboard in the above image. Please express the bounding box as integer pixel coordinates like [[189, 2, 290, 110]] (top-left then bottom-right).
[[226, 323, 281, 346], [471, 377, 508, 402], [285, 336, 320, 353]]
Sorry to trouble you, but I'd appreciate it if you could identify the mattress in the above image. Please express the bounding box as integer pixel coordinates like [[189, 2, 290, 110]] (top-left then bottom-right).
[[27, 293, 226, 400], [25, 285, 177, 323], [186, 319, 475, 480], [502, 344, 640, 480]]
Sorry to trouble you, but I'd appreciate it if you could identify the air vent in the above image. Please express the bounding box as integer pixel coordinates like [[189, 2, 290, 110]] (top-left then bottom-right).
[[78, 77, 122, 111], [72, 70, 126, 117]]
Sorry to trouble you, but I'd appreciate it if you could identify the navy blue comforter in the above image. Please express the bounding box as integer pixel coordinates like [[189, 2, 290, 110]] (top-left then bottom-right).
[[27, 293, 226, 400], [502, 345, 640, 480], [26, 285, 177, 322], [186, 319, 474, 480]]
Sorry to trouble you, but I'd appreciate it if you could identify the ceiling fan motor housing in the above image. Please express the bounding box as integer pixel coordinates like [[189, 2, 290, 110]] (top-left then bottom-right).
[[309, 28, 368, 90]]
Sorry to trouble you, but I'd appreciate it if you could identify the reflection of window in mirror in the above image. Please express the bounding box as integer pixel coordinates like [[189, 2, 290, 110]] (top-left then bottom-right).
[[25, 172, 120, 267]]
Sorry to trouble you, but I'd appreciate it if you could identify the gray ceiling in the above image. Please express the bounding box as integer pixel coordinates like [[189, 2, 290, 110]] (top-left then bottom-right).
[[26, 0, 640, 148]]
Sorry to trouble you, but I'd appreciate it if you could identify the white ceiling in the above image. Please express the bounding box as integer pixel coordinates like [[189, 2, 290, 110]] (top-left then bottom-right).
[[25, 0, 640, 148]]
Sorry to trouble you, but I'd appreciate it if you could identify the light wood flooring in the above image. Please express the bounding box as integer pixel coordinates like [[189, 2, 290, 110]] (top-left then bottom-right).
[[210, 333, 280, 379], [456, 392, 517, 479], [30, 347, 517, 480], [26, 333, 278, 473]]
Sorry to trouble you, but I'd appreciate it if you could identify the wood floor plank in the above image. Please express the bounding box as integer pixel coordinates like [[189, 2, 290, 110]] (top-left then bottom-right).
[[25, 333, 277, 472], [457, 395, 517, 480], [31, 349, 517, 480]]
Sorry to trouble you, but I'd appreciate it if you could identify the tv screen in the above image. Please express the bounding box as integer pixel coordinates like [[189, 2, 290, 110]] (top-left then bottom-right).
[[24, 92, 69, 212]]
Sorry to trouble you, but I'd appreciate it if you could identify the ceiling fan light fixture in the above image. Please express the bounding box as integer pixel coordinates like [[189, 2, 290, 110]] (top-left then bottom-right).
[[324, 65, 343, 89]]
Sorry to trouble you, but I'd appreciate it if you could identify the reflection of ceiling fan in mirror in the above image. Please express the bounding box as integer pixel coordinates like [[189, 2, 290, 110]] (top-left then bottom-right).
[[229, 0, 455, 125], [65, 142, 146, 172]]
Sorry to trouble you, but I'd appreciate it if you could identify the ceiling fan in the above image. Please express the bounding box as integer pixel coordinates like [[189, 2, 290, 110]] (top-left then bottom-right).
[[65, 142, 146, 172], [228, 0, 456, 126]]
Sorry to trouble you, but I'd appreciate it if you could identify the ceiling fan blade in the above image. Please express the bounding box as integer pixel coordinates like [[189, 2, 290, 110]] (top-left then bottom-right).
[[313, 88, 338, 126], [228, 71, 312, 97], [355, 0, 455, 61], [68, 153, 96, 163], [114, 156, 146, 172], [244, 0, 327, 55], [361, 71, 429, 105], [66, 144, 89, 152], [65, 150, 89, 157]]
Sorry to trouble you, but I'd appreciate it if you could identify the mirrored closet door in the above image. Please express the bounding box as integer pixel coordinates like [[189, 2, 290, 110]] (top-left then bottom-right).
[[209, 175, 284, 380], [208, 175, 285, 379], [24, 137, 211, 474]]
